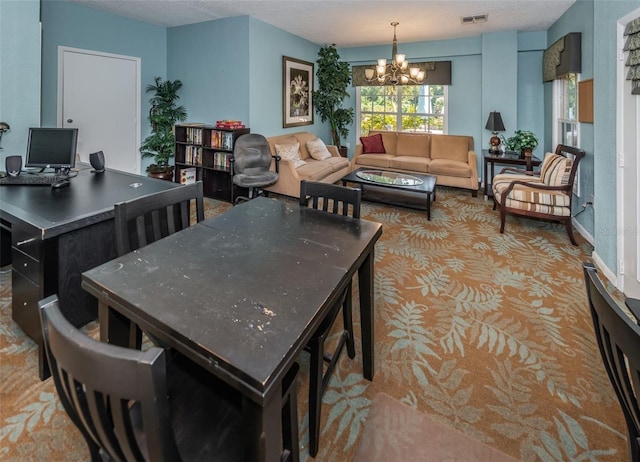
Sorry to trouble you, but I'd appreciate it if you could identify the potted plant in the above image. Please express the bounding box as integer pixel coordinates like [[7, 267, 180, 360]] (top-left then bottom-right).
[[140, 77, 187, 180], [505, 130, 538, 158], [312, 44, 355, 157]]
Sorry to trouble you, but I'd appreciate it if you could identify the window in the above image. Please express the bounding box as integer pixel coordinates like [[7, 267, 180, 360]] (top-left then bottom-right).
[[554, 73, 578, 147], [553, 73, 580, 195], [357, 85, 448, 137]]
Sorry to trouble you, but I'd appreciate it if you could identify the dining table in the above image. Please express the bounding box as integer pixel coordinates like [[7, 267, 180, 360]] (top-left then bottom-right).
[[81, 196, 382, 461]]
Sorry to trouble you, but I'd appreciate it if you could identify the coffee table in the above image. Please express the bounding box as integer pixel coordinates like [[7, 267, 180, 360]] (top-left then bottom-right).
[[342, 168, 437, 220]]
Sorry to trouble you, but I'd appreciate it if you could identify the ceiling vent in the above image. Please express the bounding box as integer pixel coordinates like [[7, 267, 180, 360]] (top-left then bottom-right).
[[461, 14, 488, 25]]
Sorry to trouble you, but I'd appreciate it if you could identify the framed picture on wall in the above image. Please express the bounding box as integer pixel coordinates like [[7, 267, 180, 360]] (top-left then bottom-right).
[[283, 56, 314, 128]]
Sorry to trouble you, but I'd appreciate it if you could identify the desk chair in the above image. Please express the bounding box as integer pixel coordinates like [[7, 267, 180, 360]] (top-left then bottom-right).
[[110, 181, 205, 348], [39, 295, 300, 462], [299, 180, 361, 457], [583, 263, 640, 462], [492, 144, 585, 245], [231, 134, 280, 204]]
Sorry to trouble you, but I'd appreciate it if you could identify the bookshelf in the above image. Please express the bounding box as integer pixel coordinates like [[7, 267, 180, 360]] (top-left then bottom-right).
[[174, 124, 250, 202]]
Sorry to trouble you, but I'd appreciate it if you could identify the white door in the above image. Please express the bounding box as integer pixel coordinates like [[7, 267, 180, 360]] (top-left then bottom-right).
[[58, 47, 140, 174], [618, 10, 640, 298]]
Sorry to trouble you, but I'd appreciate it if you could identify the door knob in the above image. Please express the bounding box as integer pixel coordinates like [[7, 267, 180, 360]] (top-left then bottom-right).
[[67, 119, 73, 123]]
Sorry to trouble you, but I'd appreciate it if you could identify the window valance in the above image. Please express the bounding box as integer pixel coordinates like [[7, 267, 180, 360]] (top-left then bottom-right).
[[624, 17, 640, 95], [351, 61, 451, 86], [542, 33, 581, 82]]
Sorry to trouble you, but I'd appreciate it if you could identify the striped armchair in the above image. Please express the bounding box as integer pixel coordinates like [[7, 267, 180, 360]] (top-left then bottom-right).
[[492, 144, 586, 245]]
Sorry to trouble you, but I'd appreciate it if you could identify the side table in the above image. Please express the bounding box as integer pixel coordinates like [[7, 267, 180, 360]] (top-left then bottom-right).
[[482, 150, 542, 199]]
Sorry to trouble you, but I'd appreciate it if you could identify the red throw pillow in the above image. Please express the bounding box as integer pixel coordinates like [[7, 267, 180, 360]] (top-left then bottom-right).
[[360, 134, 386, 154]]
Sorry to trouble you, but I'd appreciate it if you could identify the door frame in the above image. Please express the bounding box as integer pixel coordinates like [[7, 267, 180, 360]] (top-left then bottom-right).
[[57, 46, 141, 174], [616, 7, 640, 296]]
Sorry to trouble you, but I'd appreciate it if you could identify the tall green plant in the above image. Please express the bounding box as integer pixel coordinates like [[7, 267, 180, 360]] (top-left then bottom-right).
[[313, 45, 354, 147], [140, 77, 187, 170]]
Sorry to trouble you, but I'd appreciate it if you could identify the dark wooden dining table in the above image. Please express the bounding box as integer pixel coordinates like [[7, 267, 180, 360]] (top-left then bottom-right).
[[81, 196, 382, 461]]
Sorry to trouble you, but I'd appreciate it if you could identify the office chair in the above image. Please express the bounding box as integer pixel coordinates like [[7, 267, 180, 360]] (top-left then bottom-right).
[[583, 262, 640, 462], [299, 180, 361, 457], [39, 295, 300, 462], [110, 181, 205, 348], [231, 134, 280, 204]]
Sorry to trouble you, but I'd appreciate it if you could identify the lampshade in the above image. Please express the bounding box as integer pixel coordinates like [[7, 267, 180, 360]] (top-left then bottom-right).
[[485, 112, 505, 132]]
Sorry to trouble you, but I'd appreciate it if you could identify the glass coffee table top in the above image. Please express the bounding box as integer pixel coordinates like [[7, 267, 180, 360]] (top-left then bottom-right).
[[355, 170, 424, 186]]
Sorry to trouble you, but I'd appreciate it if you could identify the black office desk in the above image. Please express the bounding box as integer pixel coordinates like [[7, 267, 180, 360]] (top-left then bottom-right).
[[82, 197, 382, 461], [0, 165, 181, 379]]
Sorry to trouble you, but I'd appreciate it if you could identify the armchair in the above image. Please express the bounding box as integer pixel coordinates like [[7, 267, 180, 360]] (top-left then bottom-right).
[[492, 144, 585, 245]]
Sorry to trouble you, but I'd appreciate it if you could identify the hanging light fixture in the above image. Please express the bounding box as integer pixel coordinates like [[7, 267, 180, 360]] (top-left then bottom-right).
[[364, 22, 425, 85]]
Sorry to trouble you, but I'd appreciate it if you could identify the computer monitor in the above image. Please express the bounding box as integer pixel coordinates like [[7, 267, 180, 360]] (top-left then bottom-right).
[[25, 127, 78, 174]]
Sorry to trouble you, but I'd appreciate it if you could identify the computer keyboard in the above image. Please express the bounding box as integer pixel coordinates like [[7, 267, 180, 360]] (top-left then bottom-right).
[[0, 174, 70, 186]]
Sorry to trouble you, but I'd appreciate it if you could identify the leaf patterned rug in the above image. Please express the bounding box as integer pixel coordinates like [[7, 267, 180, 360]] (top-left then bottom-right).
[[0, 187, 627, 461]]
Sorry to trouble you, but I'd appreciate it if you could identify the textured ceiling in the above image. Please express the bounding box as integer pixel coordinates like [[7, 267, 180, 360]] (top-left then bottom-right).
[[68, 0, 576, 47]]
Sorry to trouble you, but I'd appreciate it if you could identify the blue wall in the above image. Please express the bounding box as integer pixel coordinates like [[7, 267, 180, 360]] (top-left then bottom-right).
[[40, 0, 166, 170], [13, 0, 638, 280], [592, 0, 640, 275], [0, 0, 41, 160], [547, 0, 596, 240]]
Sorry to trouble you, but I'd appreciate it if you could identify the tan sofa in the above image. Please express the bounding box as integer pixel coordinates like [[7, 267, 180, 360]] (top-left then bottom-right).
[[352, 130, 479, 196], [264, 132, 350, 198]]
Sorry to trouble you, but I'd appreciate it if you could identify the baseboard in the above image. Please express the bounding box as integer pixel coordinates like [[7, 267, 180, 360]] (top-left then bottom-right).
[[572, 217, 594, 246], [591, 250, 619, 288]]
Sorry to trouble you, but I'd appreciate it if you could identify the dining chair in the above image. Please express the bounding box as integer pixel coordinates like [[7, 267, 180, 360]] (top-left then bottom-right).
[[111, 181, 205, 348], [39, 294, 300, 462], [299, 180, 361, 457], [114, 180, 205, 256], [583, 262, 640, 462], [492, 144, 585, 245], [231, 133, 280, 204]]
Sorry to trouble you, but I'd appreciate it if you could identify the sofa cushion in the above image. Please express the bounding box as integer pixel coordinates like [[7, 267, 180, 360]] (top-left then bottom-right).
[[296, 161, 334, 181], [323, 156, 350, 173], [396, 133, 430, 157], [430, 135, 469, 163], [275, 142, 306, 168], [390, 156, 430, 173], [360, 133, 386, 154], [292, 132, 318, 160], [428, 159, 472, 178], [355, 153, 394, 168], [306, 138, 332, 160], [369, 131, 398, 155]]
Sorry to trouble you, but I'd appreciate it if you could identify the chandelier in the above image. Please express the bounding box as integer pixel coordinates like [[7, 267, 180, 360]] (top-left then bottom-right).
[[365, 22, 425, 85]]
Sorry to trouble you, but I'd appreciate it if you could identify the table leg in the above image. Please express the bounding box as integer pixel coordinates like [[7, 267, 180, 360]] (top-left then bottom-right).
[[244, 389, 282, 462], [358, 249, 375, 380], [99, 301, 140, 348], [484, 157, 489, 198], [426, 193, 431, 221]]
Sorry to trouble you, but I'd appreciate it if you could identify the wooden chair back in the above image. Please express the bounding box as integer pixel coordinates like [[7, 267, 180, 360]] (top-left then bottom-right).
[[299, 180, 361, 218], [114, 181, 204, 256], [583, 262, 640, 461], [39, 295, 181, 462]]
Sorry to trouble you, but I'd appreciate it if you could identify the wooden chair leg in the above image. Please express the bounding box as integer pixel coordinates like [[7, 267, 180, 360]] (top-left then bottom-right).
[[308, 336, 324, 458], [564, 218, 578, 246], [499, 207, 506, 233]]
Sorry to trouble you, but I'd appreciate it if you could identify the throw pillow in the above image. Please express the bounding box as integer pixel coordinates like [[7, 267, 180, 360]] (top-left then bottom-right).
[[306, 138, 332, 160], [275, 142, 307, 168], [360, 134, 386, 154]]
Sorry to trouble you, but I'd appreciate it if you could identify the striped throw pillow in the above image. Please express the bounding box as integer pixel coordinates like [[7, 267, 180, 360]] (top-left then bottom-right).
[[540, 153, 572, 186]]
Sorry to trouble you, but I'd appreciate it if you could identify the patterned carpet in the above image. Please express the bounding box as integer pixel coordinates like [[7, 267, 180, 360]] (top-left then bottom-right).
[[0, 187, 627, 461]]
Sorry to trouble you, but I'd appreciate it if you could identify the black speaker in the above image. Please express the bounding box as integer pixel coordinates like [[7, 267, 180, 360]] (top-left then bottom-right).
[[5, 155, 22, 177], [89, 151, 105, 173]]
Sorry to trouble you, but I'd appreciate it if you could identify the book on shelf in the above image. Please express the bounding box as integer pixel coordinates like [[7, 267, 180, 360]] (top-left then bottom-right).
[[185, 127, 203, 144], [209, 130, 235, 150], [185, 145, 203, 165]]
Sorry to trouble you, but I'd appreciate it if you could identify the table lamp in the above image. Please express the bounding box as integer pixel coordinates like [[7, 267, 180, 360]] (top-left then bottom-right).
[[485, 112, 505, 154]]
